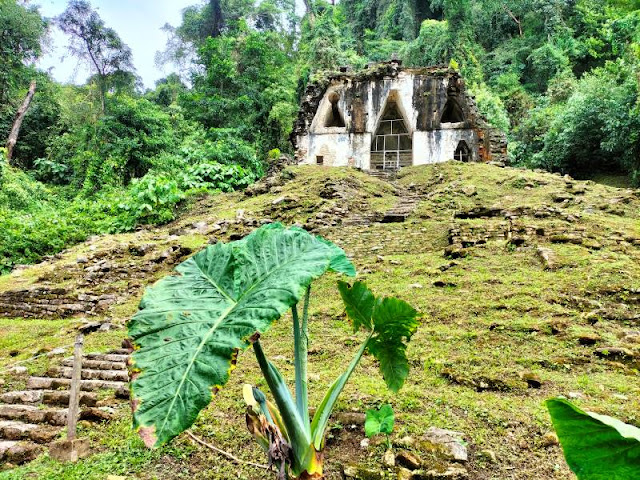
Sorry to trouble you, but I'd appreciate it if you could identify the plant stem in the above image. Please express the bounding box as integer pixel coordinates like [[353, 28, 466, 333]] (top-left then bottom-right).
[[310, 332, 373, 450], [293, 287, 311, 430], [253, 339, 311, 471]]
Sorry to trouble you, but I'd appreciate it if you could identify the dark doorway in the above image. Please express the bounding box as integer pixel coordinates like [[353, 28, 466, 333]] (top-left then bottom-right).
[[454, 141, 471, 162], [325, 92, 345, 128], [441, 99, 465, 123]]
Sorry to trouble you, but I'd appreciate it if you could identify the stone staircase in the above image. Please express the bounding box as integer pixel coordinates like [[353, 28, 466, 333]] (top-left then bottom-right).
[[366, 169, 397, 181], [342, 171, 424, 227], [0, 349, 129, 465], [364, 169, 425, 222], [381, 190, 423, 223]]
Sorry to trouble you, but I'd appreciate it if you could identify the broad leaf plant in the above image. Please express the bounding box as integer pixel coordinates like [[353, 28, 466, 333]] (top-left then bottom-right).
[[547, 398, 640, 479], [128, 224, 419, 479]]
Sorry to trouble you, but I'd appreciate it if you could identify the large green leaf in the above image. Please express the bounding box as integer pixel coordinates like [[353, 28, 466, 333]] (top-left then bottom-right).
[[337, 280, 374, 332], [368, 297, 419, 393], [339, 281, 418, 393], [365, 404, 395, 438], [310, 340, 369, 450], [547, 398, 640, 480], [129, 223, 354, 447], [253, 339, 313, 473], [310, 282, 417, 450]]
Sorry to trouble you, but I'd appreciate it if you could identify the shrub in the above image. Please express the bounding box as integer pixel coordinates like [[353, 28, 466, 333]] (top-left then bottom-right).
[[181, 162, 257, 192], [403, 20, 450, 67], [528, 62, 639, 182], [113, 174, 185, 231], [469, 83, 511, 132]]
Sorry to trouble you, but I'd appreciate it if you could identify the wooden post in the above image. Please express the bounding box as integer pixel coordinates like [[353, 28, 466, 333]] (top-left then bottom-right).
[[50, 332, 90, 461], [49, 333, 91, 461], [6, 80, 36, 163], [67, 334, 84, 441]]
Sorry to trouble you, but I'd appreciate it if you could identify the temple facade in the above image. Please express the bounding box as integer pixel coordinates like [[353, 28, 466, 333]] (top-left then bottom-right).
[[292, 61, 507, 171]]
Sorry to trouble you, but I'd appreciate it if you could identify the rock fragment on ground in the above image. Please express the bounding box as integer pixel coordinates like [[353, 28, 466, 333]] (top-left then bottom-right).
[[419, 427, 468, 463]]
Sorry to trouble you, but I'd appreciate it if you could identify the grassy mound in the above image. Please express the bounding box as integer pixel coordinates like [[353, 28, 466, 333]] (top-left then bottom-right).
[[1, 163, 638, 479]]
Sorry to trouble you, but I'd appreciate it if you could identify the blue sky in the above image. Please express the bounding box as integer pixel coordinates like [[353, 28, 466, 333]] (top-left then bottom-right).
[[34, 0, 197, 89]]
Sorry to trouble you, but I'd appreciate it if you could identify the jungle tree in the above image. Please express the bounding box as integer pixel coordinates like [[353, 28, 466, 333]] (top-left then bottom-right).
[[56, 0, 136, 112]]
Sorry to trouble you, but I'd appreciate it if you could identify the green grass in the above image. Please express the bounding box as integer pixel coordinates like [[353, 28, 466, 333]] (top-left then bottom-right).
[[1, 163, 639, 479]]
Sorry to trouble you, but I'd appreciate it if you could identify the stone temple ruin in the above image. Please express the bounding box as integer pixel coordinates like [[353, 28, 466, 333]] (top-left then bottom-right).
[[292, 61, 508, 171]]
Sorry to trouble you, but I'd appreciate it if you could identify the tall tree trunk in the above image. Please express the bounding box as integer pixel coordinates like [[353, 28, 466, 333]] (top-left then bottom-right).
[[303, 0, 315, 27], [208, 0, 223, 38], [6, 80, 36, 164]]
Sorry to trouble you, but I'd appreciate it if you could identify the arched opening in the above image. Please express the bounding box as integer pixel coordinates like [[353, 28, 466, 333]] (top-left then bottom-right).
[[324, 92, 345, 128], [441, 99, 465, 123], [371, 99, 412, 171], [454, 140, 471, 162]]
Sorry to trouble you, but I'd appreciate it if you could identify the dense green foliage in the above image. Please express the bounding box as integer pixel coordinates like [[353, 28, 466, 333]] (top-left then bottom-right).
[[547, 398, 640, 479], [1, 0, 639, 272]]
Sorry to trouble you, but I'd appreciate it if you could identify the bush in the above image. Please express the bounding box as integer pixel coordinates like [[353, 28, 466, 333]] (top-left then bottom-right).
[[526, 62, 639, 182], [113, 174, 185, 231], [32, 157, 70, 184], [525, 43, 571, 92], [469, 83, 511, 133], [403, 20, 450, 67], [182, 162, 257, 191], [0, 164, 115, 273], [44, 95, 178, 189], [179, 128, 263, 174]]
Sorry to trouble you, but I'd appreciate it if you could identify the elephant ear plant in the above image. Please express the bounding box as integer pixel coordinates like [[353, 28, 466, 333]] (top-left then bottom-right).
[[547, 398, 640, 479], [128, 223, 418, 479]]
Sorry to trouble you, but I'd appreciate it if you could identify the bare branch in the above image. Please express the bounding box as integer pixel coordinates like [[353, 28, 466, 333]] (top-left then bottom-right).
[[6, 80, 36, 163], [186, 431, 269, 470], [503, 4, 522, 37]]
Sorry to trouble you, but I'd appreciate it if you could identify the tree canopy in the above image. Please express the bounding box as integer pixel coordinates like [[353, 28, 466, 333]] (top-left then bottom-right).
[[0, 0, 639, 272], [56, 0, 137, 111]]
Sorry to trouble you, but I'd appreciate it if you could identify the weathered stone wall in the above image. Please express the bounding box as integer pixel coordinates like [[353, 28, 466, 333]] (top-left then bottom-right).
[[414, 129, 480, 165], [0, 288, 116, 318], [292, 62, 509, 167], [301, 132, 372, 169], [0, 240, 195, 319]]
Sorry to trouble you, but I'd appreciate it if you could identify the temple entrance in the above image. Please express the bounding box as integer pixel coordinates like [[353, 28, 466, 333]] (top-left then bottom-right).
[[324, 92, 345, 128], [454, 140, 471, 162], [371, 100, 412, 171]]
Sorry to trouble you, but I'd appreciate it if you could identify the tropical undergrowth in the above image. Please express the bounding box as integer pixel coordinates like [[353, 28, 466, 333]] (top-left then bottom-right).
[[0, 98, 263, 273]]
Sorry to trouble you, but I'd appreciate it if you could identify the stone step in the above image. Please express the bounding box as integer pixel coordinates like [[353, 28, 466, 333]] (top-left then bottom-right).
[[62, 358, 127, 371], [0, 390, 96, 407], [83, 352, 129, 363], [108, 348, 132, 355], [48, 367, 129, 382], [0, 440, 41, 464], [382, 212, 409, 223], [0, 404, 67, 426], [0, 420, 61, 444], [26, 377, 127, 392]]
